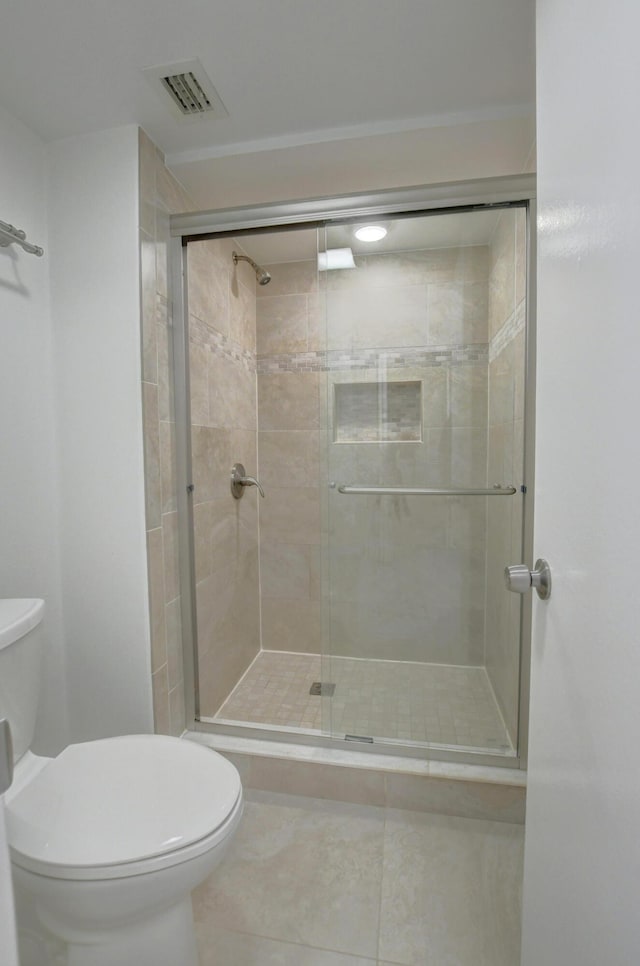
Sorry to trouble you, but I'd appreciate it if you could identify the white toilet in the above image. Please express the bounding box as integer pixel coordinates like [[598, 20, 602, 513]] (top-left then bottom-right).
[[0, 599, 243, 966]]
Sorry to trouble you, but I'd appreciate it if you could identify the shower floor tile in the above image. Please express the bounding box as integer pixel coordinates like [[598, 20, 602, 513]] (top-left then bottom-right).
[[213, 650, 513, 753]]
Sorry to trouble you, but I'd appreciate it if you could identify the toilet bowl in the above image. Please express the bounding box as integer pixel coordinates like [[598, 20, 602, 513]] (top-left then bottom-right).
[[0, 599, 243, 966], [6, 736, 243, 966], [6, 735, 243, 966]]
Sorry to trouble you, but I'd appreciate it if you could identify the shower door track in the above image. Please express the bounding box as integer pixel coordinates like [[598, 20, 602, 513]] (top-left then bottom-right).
[[192, 718, 520, 769], [169, 174, 537, 772]]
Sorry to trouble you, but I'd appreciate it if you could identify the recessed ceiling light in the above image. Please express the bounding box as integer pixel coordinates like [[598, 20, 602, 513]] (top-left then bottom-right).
[[354, 225, 387, 242]]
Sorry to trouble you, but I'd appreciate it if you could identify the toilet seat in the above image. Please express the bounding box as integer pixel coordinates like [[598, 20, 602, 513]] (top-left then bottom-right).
[[6, 734, 242, 881]]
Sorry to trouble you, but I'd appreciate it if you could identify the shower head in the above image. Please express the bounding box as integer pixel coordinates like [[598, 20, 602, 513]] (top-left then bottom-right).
[[232, 251, 271, 286], [256, 267, 272, 286]]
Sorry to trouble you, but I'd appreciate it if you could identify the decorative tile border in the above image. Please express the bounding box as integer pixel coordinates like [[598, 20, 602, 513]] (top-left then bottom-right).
[[489, 300, 526, 362], [257, 343, 488, 374], [189, 314, 256, 372]]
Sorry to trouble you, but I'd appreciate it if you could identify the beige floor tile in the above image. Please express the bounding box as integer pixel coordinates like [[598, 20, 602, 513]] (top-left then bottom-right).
[[193, 797, 385, 959], [196, 924, 377, 965], [378, 810, 524, 965]]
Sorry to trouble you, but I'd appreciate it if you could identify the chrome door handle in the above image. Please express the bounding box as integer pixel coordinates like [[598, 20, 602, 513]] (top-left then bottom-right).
[[230, 463, 265, 499], [504, 559, 552, 600]]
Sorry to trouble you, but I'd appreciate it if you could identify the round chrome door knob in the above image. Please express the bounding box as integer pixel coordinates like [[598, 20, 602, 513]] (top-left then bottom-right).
[[504, 563, 532, 594], [504, 559, 552, 600]]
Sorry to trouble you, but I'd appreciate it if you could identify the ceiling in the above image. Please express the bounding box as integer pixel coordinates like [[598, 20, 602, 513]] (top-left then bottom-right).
[[0, 2, 534, 183]]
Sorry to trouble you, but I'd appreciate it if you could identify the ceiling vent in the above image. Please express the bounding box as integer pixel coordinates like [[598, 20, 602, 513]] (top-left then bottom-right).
[[162, 72, 212, 115], [143, 59, 228, 121]]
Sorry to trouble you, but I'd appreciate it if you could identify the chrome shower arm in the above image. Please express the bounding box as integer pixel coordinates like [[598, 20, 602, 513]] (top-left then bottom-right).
[[231, 251, 271, 285]]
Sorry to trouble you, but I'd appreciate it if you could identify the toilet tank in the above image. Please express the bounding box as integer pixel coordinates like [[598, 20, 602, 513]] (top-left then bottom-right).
[[0, 599, 45, 763]]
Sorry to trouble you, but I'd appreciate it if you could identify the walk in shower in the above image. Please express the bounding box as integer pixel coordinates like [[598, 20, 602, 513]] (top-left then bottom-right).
[[171, 178, 534, 767]]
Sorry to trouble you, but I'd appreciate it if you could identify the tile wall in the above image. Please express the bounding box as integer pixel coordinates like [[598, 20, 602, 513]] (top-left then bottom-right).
[[484, 209, 527, 744], [256, 262, 323, 655], [140, 129, 263, 724], [257, 247, 493, 666], [139, 128, 193, 735], [327, 247, 490, 666]]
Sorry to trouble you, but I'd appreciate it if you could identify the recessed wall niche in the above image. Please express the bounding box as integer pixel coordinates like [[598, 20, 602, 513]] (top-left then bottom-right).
[[334, 380, 422, 442]]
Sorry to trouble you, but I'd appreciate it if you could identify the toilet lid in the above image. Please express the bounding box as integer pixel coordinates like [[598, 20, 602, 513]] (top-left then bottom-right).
[[6, 735, 241, 870]]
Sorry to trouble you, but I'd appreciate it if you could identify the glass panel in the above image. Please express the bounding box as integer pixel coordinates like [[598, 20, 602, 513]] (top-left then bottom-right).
[[185, 236, 262, 723], [187, 228, 330, 733], [320, 207, 527, 755], [183, 208, 527, 756]]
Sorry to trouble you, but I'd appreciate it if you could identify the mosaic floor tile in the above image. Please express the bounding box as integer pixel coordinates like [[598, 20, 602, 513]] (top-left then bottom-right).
[[214, 650, 512, 753]]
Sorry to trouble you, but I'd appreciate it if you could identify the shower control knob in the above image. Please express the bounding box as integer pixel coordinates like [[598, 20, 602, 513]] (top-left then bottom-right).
[[504, 559, 552, 600]]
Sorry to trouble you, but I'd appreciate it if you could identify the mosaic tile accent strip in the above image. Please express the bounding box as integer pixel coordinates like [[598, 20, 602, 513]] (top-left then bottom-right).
[[190, 314, 256, 372], [489, 300, 526, 362], [257, 343, 489, 374], [335, 381, 422, 442], [214, 650, 513, 753]]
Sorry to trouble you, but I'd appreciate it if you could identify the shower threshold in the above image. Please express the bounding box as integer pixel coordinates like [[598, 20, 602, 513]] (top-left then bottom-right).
[[206, 650, 513, 755]]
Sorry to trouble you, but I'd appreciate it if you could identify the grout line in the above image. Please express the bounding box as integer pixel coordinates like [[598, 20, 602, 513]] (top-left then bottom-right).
[[212, 648, 264, 717], [481, 666, 514, 752], [197, 922, 380, 963], [377, 801, 388, 963], [259, 649, 492, 673]]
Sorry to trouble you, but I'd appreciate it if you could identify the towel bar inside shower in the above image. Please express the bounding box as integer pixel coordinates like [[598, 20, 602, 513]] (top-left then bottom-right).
[[336, 484, 518, 496]]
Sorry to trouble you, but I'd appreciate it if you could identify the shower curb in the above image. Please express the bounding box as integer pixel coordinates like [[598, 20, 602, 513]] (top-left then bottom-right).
[[185, 731, 526, 825]]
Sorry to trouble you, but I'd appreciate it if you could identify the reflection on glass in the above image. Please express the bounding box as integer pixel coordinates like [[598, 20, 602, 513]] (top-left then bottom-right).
[[321, 208, 527, 754], [185, 206, 528, 760]]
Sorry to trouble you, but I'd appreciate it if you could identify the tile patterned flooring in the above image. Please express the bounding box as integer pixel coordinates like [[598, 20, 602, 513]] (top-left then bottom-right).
[[214, 650, 512, 753], [193, 790, 524, 966]]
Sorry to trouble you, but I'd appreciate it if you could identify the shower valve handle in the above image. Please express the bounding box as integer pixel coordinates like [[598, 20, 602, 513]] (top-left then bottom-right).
[[504, 559, 552, 600], [230, 463, 265, 499], [241, 475, 265, 497]]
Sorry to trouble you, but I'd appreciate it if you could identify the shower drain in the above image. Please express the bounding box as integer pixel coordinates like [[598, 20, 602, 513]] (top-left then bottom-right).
[[309, 682, 336, 696]]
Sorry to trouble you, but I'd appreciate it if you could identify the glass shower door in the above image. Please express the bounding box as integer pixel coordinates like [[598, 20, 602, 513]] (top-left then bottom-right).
[[319, 207, 527, 756]]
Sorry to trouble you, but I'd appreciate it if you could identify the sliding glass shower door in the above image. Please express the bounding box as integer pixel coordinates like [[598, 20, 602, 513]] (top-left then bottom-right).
[[319, 206, 528, 756]]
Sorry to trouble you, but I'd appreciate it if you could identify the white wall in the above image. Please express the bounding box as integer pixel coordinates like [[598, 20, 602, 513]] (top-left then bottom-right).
[[521, 1, 640, 962], [0, 101, 67, 964], [0, 115, 153, 749], [171, 115, 535, 209], [0, 103, 68, 757], [48, 126, 154, 741], [0, 113, 153, 741]]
